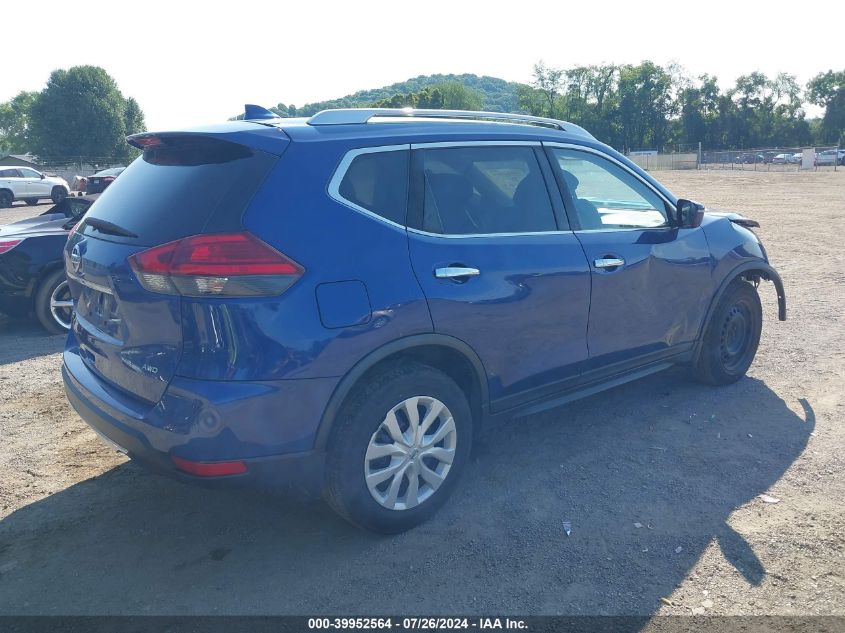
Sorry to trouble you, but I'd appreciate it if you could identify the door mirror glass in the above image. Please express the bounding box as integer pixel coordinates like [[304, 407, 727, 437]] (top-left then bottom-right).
[[676, 199, 705, 229]]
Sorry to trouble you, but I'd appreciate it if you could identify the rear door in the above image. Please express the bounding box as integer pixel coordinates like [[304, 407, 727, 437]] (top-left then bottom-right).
[[65, 135, 278, 404], [19, 168, 48, 197], [1, 169, 27, 198], [407, 142, 591, 410], [546, 144, 712, 369]]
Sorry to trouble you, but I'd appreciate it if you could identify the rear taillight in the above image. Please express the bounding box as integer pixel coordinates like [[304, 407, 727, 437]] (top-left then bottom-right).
[[128, 232, 303, 297], [0, 239, 23, 255]]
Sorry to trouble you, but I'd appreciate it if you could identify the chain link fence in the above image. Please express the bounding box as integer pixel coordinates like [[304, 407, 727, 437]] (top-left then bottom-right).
[[626, 144, 700, 171], [700, 146, 841, 172], [625, 144, 841, 172], [37, 157, 127, 187]]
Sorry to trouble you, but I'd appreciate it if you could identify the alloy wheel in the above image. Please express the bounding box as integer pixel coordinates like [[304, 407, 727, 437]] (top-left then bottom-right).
[[49, 280, 73, 330]]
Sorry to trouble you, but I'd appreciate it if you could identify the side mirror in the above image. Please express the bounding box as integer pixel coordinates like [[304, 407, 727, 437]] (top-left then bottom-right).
[[676, 199, 705, 229], [40, 173, 45, 179]]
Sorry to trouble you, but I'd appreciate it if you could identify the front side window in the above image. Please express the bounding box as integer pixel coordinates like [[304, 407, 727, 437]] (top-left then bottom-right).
[[551, 148, 669, 230], [19, 168, 41, 179], [337, 149, 409, 226], [418, 145, 557, 235]]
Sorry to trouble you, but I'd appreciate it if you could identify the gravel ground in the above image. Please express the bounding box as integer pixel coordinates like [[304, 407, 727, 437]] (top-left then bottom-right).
[[0, 171, 842, 616]]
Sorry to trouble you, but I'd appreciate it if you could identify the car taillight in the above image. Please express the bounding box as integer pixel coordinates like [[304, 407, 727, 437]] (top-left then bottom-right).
[[0, 239, 23, 255], [128, 232, 303, 297]]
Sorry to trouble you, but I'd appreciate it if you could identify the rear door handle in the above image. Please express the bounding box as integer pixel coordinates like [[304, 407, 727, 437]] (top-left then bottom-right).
[[594, 257, 625, 269], [435, 266, 480, 280]]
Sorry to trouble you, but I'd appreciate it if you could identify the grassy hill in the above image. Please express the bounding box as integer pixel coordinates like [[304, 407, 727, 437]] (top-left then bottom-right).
[[288, 74, 525, 116]]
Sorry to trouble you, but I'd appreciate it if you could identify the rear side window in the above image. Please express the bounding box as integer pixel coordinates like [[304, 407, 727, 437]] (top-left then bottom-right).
[[81, 136, 276, 245], [336, 149, 409, 226], [416, 146, 557, 235]]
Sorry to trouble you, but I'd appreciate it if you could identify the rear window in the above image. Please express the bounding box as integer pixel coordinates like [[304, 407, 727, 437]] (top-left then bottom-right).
[[81, 136, 277, 245], [336, 149, 409, 226]]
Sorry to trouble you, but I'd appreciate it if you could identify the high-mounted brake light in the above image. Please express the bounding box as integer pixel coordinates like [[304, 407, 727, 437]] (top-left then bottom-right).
[[130, 135, 163, 148], [0, 239, 23, 255], [128, 232, 303, 297]]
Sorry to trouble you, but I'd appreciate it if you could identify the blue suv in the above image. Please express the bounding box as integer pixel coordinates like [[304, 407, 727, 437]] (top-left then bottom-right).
[[62, 107, 786, 533]]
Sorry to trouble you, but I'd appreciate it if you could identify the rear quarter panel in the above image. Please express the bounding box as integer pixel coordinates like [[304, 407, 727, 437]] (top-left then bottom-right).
[[177, 141, 433, 381]]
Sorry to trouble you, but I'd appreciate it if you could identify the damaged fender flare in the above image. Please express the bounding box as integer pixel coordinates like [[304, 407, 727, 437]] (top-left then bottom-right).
[[693, 261, 786, 362]]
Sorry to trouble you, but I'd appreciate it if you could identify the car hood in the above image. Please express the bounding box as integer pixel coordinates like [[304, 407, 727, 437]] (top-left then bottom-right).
[[0, 214, 71, 238]]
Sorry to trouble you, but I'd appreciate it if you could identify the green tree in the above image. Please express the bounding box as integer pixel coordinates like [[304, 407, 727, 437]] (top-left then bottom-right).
[[28, 65, 145, 161], [434, 80, 482, 110], [0, 91, 37, 153], [616, 61, 676, 151], [123, 97, 146, 137], [807, 70, 845, 145], [519, 62, 565, 119]]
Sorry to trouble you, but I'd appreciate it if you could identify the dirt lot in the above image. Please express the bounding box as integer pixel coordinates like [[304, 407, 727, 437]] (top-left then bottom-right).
[[0, 171, 842, 616]]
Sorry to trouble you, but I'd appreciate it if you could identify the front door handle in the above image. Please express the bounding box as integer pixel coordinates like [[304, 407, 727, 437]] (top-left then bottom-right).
[[435, 266, 480, 280], [594, 257, 625, 269]]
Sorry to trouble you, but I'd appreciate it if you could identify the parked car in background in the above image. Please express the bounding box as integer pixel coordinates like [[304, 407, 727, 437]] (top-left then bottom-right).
[[85, 167, 125, 194], [0, 194, 98, 332], [772, 153, 794, 164], [815, 149, 845, 166], [787, 153, 803, 164], [735, 153, 765, 164], [62, 107, 785, 533], [0, 167, 70, 207]]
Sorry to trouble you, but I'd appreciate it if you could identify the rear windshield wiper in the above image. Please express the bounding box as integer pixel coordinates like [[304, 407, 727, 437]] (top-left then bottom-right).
[[84, 217, 139, 238]]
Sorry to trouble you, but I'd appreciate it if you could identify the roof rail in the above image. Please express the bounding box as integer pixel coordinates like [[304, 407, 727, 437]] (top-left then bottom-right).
[[306, 108, 592, 136]]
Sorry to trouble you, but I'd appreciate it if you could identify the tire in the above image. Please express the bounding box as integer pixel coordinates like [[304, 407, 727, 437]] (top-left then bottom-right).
[[51, 186, 68, 204], [692, 278, 762, 385], [34, 270, 73, 334], [324, 361, 473, 533], [25, 198, 39, 206], [0, 190, 12, 208]]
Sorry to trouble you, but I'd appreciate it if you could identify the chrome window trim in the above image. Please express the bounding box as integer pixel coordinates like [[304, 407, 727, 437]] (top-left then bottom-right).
[[542, 142, 676, 230], [408, 227, 574, 239], [328, 141, 565, 238], [327, 144, 410, 232], [410, 140, 542, 150]]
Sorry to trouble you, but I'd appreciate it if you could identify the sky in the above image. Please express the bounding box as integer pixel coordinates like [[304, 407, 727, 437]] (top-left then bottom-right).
[[3, 0, 840, 131]]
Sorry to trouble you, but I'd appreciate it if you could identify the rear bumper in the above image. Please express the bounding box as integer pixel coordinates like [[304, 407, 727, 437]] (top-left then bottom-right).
[[62, 346, 336, 498]]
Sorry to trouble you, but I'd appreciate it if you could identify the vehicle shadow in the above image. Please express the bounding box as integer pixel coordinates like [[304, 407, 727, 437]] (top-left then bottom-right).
[[0, 371, 813, 616], [0, 317, 64, 364]]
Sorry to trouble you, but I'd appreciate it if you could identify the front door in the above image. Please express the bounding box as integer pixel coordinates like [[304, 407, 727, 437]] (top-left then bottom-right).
[[19, 168, 48, 198], [547, 145, 712, 370], [407, 143, 591, 410]]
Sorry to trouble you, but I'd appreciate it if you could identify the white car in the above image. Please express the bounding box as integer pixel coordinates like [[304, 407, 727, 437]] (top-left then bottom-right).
[[0, 166, 70, 208], [815, 149, 845, 166]]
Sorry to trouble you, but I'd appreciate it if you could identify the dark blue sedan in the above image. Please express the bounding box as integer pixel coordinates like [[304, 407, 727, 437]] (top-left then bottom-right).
[[61, 107, 785, 533]]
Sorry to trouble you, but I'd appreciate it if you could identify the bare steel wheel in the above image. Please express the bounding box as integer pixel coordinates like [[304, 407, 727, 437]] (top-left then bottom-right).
[[365, 396, 457, 511], [692, 278, 762, 385]]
